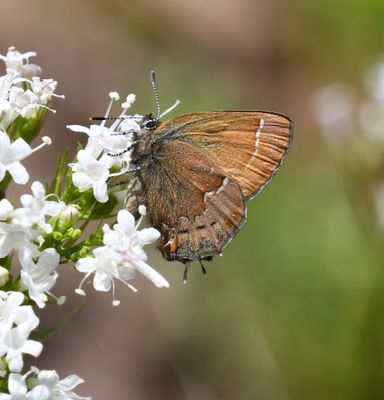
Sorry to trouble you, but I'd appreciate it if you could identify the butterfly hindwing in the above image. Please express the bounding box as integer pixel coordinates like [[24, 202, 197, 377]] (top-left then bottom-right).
[[138, 140, 246, 262]]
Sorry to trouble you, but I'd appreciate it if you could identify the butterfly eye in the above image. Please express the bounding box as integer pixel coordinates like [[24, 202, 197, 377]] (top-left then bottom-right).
[[142, 119, 158, 130]]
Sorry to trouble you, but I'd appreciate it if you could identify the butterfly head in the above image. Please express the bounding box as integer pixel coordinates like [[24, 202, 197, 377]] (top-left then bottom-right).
[[141, 113, 160, 131]]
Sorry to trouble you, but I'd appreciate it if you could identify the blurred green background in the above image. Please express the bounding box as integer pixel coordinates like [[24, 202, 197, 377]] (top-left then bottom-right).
[[2, 0, 384, 399]]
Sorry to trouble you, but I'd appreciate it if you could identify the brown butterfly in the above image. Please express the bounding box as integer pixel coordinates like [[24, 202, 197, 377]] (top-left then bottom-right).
[[121, 73, 293, 281]]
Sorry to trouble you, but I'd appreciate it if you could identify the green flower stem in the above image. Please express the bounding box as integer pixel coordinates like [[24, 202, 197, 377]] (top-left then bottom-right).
[[32, 298, 88, 342]]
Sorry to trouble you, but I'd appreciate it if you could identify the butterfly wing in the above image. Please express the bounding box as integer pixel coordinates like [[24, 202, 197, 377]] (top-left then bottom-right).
[[138, 140, 246, 262], [153, 111, 293, 199]]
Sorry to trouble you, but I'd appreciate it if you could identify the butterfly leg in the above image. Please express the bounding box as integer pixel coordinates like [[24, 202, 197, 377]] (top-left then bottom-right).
[[107, 144, 136, 157], [108, 180, 131, 188], [183, 262, 190, 284], [199, 260, 207, 276], [124, 178, 145, 219]]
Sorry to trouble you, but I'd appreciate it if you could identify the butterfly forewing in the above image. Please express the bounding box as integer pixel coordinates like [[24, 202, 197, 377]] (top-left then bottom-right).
[[154, 111, 292, 199]]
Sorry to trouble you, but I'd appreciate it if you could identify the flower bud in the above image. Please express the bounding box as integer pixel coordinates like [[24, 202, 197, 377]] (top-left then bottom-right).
[[71, 229, 82, 240], [53, 231, 63, 241], [0, 267, 9, 287], [79, 246, 90, 258], [59, 205, 80, 223]]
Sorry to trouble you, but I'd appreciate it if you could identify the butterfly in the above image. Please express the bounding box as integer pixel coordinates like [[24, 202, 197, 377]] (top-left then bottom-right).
[[119, 73, 293, 281]]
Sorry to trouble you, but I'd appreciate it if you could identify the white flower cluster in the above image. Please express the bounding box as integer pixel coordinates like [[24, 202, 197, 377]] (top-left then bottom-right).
[[0, 292, 89, 399], [0, 181, 67, 306], [75, 208, 169, 306], [0, 47, 90, 399], [0, 46, 58, 185], [68, 92, 141, 203], [0, 47, 170, 398], [0, 47, 63, 130]]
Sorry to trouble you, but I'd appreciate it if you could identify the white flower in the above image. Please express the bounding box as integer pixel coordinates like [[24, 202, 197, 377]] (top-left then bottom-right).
[[8, 87, 39, 118], [67, 124, 129, 156], [0, 292, 41, 374], [30, 368, 90, 400], [68, 93, 144, 195], [0, 291, 39, 330], [103, 209, 167, 288], [19, 248, 61, 308], [0, 47, 37, 75], [75, 209, 168, 304], [0, 373, 49, 400], [30, 77, 58, 104], [0, 323, 43, 372], [0, 221, 39, 258], [0, 47, 60, 130], [70, 150, 113, 203], [0, 199, 14, 220], [75, 247, 136, 306], [13, 181, 65, 233], [0, 131, 32, 184]]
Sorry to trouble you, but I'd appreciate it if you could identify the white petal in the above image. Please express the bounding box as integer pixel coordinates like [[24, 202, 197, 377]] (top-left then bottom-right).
[[8, 373, 27, 395], [72, 172, 92, 191], [75, 257, 96, 273], [58, 374, 84, 390], [9, 138, 32, 161], [132, 259, 169, 288], [93, 180, 108, 203], [116, 209, 135, 232], [0, 165, 6, 181], [29, 385, 50, 400], [31, 181, 45, 197], [43, 201, 64, 216], [84, 138, 103, 158], [102, 230, 121, 247], [76, 149, 93, 164], [7, 353, 23, 373], [18, 247, 33, 272], [136, 228, 161, 245], [21, 339, 43, 357], [93, 272, 112, 292], [7, 162, 29, 184], [0, 199, 14, 220], [66, 124, 91, 134]]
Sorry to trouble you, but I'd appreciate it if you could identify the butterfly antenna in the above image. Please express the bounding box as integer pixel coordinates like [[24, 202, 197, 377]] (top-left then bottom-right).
[[90, 115, 140, 121], [150, 70, 161, 120]]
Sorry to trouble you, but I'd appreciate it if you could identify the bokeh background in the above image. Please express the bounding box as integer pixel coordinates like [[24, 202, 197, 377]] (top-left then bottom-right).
[[2, 0, 384, 399]]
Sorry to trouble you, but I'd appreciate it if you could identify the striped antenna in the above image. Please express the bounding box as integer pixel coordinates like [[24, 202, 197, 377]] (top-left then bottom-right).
[[150, 71, 161, 119]]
